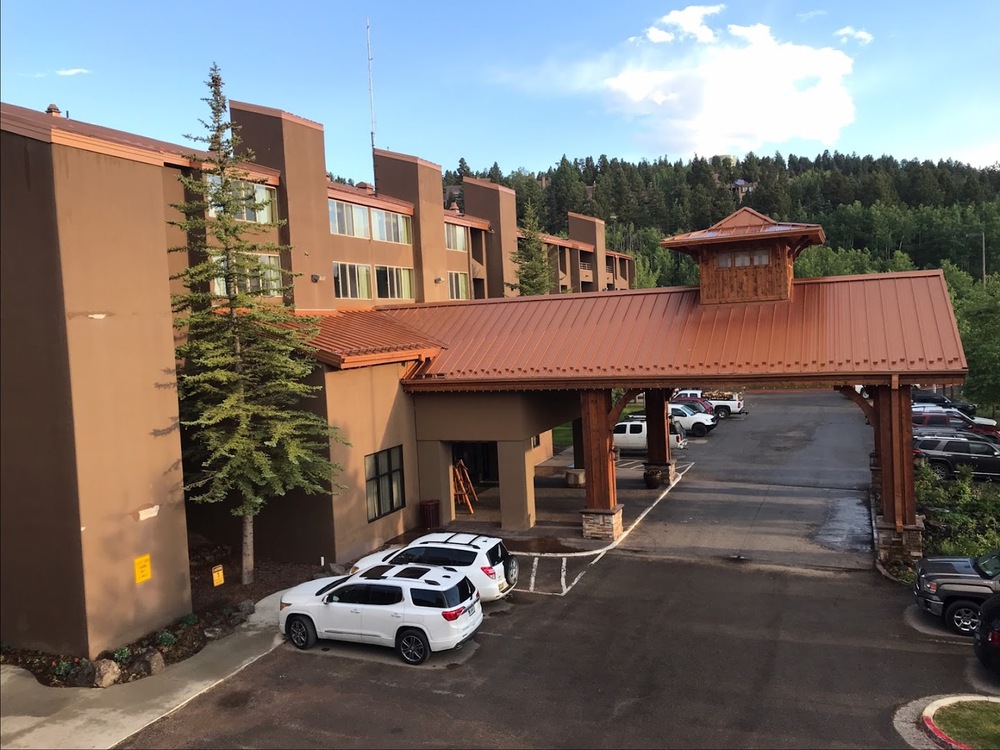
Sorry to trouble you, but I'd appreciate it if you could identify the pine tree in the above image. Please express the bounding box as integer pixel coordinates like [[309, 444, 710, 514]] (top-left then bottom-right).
[[169, 64, 344, 585], [507, 201, 553, 296]]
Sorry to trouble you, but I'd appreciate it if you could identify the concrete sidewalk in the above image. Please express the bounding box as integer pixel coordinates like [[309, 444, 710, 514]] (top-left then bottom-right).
[[0, 595, 284, 750]]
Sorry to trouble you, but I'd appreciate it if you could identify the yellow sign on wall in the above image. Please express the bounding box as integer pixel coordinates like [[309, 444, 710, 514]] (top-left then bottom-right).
[[134, 554, 152, 584], [212, 565, 225, 587]]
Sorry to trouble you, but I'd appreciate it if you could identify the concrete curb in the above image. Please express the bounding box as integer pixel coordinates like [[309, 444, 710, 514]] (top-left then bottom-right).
[[920, 695, 999, 750]]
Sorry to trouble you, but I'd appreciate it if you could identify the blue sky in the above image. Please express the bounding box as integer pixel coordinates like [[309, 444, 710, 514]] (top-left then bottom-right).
[[2, 2, 998, 184]]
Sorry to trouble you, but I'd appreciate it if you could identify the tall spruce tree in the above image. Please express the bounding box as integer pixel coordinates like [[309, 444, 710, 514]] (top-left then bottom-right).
[[508, 201, 553, 296], [169, 64, 344, 584]]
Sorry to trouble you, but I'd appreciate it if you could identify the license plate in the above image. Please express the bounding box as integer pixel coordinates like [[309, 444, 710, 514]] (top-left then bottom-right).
[[499, 581, 508, 591], [467, 604, 476, 617]]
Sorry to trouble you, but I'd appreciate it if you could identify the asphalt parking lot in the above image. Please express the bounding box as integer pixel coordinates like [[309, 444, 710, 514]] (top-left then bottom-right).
[[114, 390, 999, 749]]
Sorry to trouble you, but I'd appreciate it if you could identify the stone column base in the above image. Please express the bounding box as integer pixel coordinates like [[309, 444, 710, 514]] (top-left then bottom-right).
[[642, 461, 677, 486], [565, 469, 586, 488], [580, 504, 624, 541], [874, 515, 924, 564]]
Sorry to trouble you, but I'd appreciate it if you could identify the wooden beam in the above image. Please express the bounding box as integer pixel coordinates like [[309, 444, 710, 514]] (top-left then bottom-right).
[[645, 389, 671, 465], [608, 387, 642, 426], [580, 390, 617, 511], [837, 385, 874, 424]]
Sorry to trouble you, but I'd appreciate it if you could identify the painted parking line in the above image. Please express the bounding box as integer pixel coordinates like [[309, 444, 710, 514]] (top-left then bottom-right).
[[517, 462, 695, 597]]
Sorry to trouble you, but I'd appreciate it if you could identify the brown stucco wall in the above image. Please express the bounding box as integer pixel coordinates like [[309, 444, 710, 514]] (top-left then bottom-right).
[[0, 131, 89, 655], [54, 144, 190, 658], [374, 150, 448, 304], [463, 177, 518, 298], [413, 391, 578, 443], [321, 363, 420, 564], [232, 104, 333, 312]]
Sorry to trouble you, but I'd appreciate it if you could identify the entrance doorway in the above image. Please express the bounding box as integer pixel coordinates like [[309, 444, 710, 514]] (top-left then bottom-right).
[[452, 441, 499, 487]]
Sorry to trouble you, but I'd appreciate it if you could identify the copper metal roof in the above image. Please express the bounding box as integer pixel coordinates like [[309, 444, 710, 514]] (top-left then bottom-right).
[[662, 206, 825, 258], [307, 309, 445, 369], [376, 270, 965, 391]]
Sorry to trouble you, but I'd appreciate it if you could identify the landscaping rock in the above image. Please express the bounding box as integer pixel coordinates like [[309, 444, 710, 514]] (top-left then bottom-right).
[[129, 649, 165, 677], [327, 563, 348, 576], [237, 599, 255, 616], [65, 661, 96, 688], [204, 624, 234, 641], [92, 659, 121, 688]]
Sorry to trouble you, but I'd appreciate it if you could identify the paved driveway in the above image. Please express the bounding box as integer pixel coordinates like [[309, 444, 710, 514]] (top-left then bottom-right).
[[618, 390, 875, 570]]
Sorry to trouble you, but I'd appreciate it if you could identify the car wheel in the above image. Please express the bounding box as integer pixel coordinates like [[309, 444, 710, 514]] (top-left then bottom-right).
[[505, 555, 520, 587], [396, 628, 430, 665], [715, 406, 731, 419], [944, 600, 981, 635], [929, 462, 951, 480], [691, 423, 708, 437], [287, 615, 317, 650]]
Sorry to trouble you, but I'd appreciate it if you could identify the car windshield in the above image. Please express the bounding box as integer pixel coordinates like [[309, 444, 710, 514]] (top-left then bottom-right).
[[974, 550, 1000, 578], [674, 404, 696, 416]]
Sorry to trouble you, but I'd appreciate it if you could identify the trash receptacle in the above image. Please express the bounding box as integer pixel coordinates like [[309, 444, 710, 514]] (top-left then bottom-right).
[[419, 499, 440, 529]]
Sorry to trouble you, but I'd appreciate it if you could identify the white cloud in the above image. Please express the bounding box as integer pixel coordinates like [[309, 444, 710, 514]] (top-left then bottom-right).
[[650, 4, 725, 44], [646, 27, 675, 44], [834, 26, 873, 45], [796, 10, 827, 21], [56, 68, 91, 76]]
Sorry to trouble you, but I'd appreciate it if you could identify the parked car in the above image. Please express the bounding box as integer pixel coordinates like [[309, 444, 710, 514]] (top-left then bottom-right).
[[912, 425, 1000, 447], [671, 396, 714, 415], [674, 389, 747, 419], [912, 388, 977, 417], [669, 403, 717, 437], [911, 410, 999, 439], [912, 435, 1000, 480], [278, 564, 483, 664], [911, 404, 996, 428], [973, 594, 1000, 675], [349, 532, 518, 602], [913, 549, 1000, 635], [613, 419, 687, 452]]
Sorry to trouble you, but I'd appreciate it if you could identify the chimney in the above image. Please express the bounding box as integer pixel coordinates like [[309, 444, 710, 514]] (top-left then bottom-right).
[[45, 103, 62, 117], [449, 201, 460, 212]]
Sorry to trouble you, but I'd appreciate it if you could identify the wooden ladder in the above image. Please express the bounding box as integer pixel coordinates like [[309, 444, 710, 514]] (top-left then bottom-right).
[[452, 460, 477, 515]]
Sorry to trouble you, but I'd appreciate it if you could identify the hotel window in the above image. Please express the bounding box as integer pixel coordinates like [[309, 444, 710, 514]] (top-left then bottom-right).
[[753, 249, 770, 266], [329, 199, 371, 239], [375, 265, 415, 299], [206, 176, 276, 223], [371, 209, 412, 244], [365, 445, 405, 521], [445, 223, 468, 252], [448, 272, 470, 300], [212, 253, 283, 297], [734, 251, 751, 268], [333, 262, 372, 299]]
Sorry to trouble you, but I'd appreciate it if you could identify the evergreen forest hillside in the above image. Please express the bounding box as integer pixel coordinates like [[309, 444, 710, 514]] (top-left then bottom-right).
[[441, 151, 1000, 407]]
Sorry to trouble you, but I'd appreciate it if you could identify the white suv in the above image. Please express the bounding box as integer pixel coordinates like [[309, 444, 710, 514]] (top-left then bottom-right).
[[279, 564, 482, 665], [350, 532, 519, 602]]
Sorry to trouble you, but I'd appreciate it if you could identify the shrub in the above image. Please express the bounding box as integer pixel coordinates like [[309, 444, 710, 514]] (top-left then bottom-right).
[[112, 647, 131, 665], [916, 463, 1000, 556], [181, 613, 199, 627], [155, 630, 177, 648], [51, 659, 73, 678]]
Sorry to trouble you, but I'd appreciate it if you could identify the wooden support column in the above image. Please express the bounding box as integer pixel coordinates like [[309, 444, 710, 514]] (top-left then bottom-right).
[[873, 382, 921, 563], [580, 390, 616, 510], [579, 390, 622, 540], [645, 389, 670, 465]]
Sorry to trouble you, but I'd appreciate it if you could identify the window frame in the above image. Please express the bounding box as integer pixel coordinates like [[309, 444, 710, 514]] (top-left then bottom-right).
[[445, 223, 469, 252], [365, 445, 405, 522], [448, 271, 470, 300], [371, 208, 413, 245], [374, 265, 415, 300], [333, 261, 373, 299], [329, 199, 371, 239]]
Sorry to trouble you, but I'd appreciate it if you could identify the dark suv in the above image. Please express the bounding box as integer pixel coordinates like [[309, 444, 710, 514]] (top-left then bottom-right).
[[912, 388, 977, 417], [913, 435, 1000, 480], [913, 550, 1000, 634]]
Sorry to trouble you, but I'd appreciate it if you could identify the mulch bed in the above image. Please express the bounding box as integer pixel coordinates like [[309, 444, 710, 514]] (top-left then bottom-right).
[[0, 552, 323, 688]]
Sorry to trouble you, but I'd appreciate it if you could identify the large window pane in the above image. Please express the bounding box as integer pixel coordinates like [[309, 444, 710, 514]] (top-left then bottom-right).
[[365, 446, 405, 522]]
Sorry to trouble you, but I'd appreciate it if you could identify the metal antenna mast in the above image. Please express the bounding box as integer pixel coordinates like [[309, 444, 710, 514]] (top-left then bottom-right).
[[367, 17, 378, 191]]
